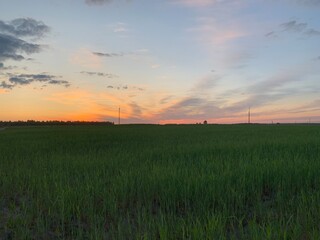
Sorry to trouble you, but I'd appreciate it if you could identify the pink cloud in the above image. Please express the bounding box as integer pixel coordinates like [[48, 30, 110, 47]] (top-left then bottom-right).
[[189, 17, 247, 46]]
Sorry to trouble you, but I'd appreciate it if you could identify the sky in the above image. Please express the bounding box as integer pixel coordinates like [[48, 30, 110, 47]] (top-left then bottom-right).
[[0, 0, 320, 124]]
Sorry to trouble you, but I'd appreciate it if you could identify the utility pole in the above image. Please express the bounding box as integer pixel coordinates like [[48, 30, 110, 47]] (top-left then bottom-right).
[[118, 107, 120, 125]]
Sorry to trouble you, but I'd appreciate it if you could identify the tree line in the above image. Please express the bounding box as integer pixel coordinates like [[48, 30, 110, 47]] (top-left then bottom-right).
[[0, 120, 114, 127]]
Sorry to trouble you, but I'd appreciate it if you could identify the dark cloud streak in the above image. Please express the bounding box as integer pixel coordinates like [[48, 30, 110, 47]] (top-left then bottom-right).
[[280, 20, 307, 32], [80, 71, 118, 78], [85, 0, 131, 6], [0, 74, 70, 89], [267, 20, 320, 38], [92, 52, 124, 57], [85, 0, 112, 5]]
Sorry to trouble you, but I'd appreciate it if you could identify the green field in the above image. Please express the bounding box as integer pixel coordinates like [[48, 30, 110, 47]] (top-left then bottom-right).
[[1, 124, 320, 239]]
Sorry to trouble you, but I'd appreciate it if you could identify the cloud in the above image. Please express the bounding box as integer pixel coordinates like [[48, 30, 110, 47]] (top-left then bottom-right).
[[156, 60, 320, 123], [112, 22, 129, 33], [90, 49, 149, 62], [280, 20, 307, 32], [129, 102, 143, 117], [267, 20, 320, 39], [304, 29, 320, 36], [189, 17, 247, 46], [171, 0, 229, 7], [9, 76, 33, 85], [0, 73, 70, 89], [223, 62, 319, 114], [0, 18, 49, 64], [0, 18, 50, 38], [107, 85, 128, 90], [265, 31, 275, 37], [275, 20, 320, 37], [0, 33, 42, 62], [157, 97, 223, 121], [80, 71, 118, 78], [92, 51, 124, 57], [85, 0, 131, 5], [106, 84, 145, 91], [47, 80, 70, 86], [159, 95, 173, 104], [0, 63, 20, 70], [192, 74, 220, 92], [0, 81, 14, 89], [85, 0, 112, 5], [288, 0, 320, 6], [154, 74, 223, 121]]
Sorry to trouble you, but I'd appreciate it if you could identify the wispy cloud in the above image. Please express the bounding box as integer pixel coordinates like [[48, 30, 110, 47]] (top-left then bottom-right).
[[152, 74, 223, 121], [154, 60, 320, 123], [85, 0, 112, 5], [171, 0, 237, 8], [0, 64, 21, 70], [113, 22, 129, 33], [280, 20, 307, 32], [192, 74, 220, 93], [156, 97, 223, 122], [85, 0, 131, 6], [92, 49, 149, 59], [267, 20, 320, 38], [265, 31, 278, 38], [189, 17, 247, 46], [92, 51, 124, 57], [285, 0, 320, 7], [159, 95, 173, 105], [107, 84, 144, 91], [304, 29, 320, 36], [223, 63, 319, 113], [0, 73, 70, 89], [151, 64, 160, 69], [80, 71, 118, 78]]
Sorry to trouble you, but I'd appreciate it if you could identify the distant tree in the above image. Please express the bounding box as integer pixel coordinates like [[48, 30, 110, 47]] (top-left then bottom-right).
[[203, 120, 208, 125]]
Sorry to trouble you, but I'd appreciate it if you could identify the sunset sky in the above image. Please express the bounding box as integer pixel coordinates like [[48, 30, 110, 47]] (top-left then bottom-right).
[[1, 0, 320, 124]]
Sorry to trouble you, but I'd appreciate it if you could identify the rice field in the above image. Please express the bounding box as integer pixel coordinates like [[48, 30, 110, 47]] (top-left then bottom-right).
[[0, 124, 320, 239]]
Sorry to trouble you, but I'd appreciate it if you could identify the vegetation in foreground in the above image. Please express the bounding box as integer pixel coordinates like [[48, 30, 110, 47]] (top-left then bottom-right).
[[0, 124, 320, 239]]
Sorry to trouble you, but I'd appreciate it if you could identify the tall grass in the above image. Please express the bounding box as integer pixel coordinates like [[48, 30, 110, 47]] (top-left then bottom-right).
[[0, 124, 320, 239]]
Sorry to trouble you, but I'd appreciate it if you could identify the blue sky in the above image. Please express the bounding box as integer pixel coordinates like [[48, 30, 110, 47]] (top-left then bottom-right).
[[0, 0, 320, 123]]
